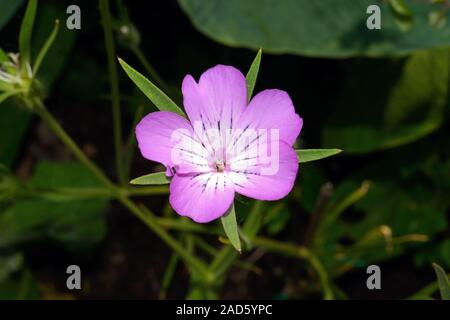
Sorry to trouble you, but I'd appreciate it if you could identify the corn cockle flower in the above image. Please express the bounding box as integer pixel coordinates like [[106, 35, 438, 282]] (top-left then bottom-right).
[[136, 65, 303, 223]]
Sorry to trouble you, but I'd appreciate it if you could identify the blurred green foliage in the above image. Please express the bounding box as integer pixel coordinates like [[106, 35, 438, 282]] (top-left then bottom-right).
[[323, 48, 449, 153]]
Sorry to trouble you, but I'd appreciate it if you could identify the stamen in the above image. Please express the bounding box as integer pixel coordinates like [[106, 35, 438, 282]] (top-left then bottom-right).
[[215, 160, 225, 172]]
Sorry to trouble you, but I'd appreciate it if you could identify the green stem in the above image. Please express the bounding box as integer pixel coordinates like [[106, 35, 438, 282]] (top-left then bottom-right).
[[16, 269, 32, 300], [25, 185, 168, 199], [35, 101, 210, 281], [209, 201, 264, 278], [34, 101, 115, 189], [157, 217, 219, 234], [253, 237, 334, 300], [312, 181, 370, 249], [131, 203, 211, 279], [124, 105, 144, 180], [99, 0, 126, 185], [193, 236, 262, 275], [155, 214, 334, 298], [159, 251, 180, 299], [127, 186, 169, 196]]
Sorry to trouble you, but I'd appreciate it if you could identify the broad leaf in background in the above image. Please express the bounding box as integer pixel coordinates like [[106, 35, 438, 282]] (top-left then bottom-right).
[[0, 161, 109, 251], [0, 0, 25, 30], [179, 0, 450, 58], [0, 102, 32, 167], [323, 48, 449, 154], [388, 0, 414, 32]]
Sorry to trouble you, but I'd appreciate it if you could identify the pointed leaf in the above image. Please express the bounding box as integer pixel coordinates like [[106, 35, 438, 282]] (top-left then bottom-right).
[[32, 19, 59, 79], [130, 172, 170, 185], [118, 58, 186, 117], [19, 0, 37, 66], [296, 149, 342, 163], [245, 48, 261, 101], [221, 204, 241, 252], [0, 0, 26, 31], [432, 263, 450, 300]]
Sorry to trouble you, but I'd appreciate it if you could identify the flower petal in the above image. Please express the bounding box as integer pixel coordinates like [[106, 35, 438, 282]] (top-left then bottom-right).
[[235, 89, 302, 146], [169, 173, 235, 223], [136, 111, 209, 173], [182, 65, 247, 137], [228, 141, 298, 201], [181, 66, 248, 162]]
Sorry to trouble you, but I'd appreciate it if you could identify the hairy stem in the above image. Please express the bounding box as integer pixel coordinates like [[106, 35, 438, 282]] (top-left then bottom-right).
[[34, 101, 210, 280], [253, 236, 334, 300], [209, 201, 264, 279], [99, 0, 126, 185], [24, 186, 168, 199]]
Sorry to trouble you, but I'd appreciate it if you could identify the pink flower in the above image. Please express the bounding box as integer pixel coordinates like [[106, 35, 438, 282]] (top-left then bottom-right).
[[136, 65, 303, 223]]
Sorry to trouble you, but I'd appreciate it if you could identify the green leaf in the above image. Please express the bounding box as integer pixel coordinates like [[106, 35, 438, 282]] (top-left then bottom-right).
[[130, 172, 170, 185], [0, 102, 32, 167], [432, 263, 450, 300], [179, 0, 450, 58], [245, 48, 261, 101], [19, 0, 37, 67], [323, 48, 449, 154], [388, 0, 414, 32], [429, 9, 448, 29], [315, 156, 448, 273], [32, 19, 59, 79], [0, 161, 108, 251], [118, 58, 186, 117], [0, 0, 25, 30], [296, 149, 342, 163], [221, 204, 241, 252]]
